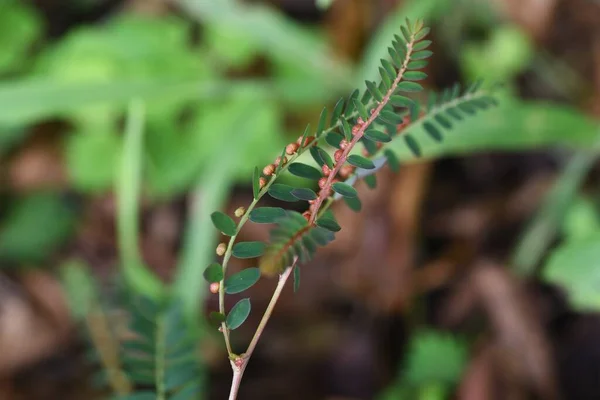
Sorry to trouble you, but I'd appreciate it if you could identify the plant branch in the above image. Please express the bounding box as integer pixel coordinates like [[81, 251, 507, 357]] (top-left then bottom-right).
[[217, 101, 373, 357], [227, 263, 295, 400], [308, 34, 415, 225]]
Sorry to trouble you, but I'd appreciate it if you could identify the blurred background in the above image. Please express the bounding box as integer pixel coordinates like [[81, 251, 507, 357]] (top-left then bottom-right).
[[1, 0, 600, 399]]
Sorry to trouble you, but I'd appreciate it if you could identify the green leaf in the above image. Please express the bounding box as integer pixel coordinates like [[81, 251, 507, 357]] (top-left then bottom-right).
[[381, 59, 396, 78], [364, 174, 377, 189], [325, 132, 344, 148], [413, 40, 432, 51], [434, 114, 452, 130], [293, 266, 300, 293], [341, 118, 353, 141], [542, 233, 600, 310], [0, 193, 77, 263], [403, 330, 467, 386], [249, 207, 286, 224], [252, 166, 260, 199], [387, 97, 599, 162], [310, 146, 333, 169], [411, 50, 433, 60], [423, 121, 443, 142], [353, 98, 369, 120], [317, 106, 328, 135], [379, 111, 404, 125], [268, 183, 298, 202], [232, 241, 265, 258], [364, 129, 391, 143], [117, 100, 164, 301], [226, 298, 251, 330], [291, 188, 318, 201], [446, 107, 463, 121], [344, 89, 360, 115], [397, 81, 423, 92], [331, 98, 345, 125], [347, 154, 375, 169], [332, 182, 358, 198], [209, 311, 226, 327], [210, 211, 237, 236], [384, 149, 400, 172], [407, 60, 428, 69], [203, 263, 223, 283], [404, 134, 422, 157], [343, 196, 362, 212], [414, 27, 431, 41], [366, 80, 383, 101], [316, 216, 342, 232], [391, 95, 415, 108], [379, 67, 392, 88], [288, 162, 322, 180], [388, 47, 403, 68], [225, 267, 260, 294], [403, 71, 427, 81]]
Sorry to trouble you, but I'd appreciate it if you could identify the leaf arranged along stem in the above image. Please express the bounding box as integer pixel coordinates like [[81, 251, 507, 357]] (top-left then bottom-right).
[[201, 18, 502, 400]]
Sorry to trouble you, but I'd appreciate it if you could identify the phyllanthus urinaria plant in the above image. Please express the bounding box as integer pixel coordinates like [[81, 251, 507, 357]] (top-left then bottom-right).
[[204, 19, 499, 399]]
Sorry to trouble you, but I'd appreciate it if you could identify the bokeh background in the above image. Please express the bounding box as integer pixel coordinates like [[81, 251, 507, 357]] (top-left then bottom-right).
[[1, 0, 600, 399]]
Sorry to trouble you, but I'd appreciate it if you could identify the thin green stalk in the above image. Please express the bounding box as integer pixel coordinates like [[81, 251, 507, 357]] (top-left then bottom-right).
[[512, 129, 600, 276], [117, 99, 165, 301]]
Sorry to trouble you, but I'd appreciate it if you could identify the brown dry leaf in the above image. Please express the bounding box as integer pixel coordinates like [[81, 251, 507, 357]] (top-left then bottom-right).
[[458, 344, 495, 400], [7, 130, 67, 192], [0, 272, 72, 376], [489, 0, 558, 40], [442, 263, 560, 400]]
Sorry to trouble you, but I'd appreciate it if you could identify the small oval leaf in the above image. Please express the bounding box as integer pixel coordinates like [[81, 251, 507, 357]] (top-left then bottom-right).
[[226, 298, 251, 330], [209, 311, 226, 328], [423, 121, 443, 142], [249, 207, 286, 224], [225, 268, 261, 294], [268, 184, 298, 202], [203, 263, 223, 283], [344, 196, 362, 212], [384, 149, 401, 172], [316, 216, 342, 232], [397, 81, 423, 92], [364, 174, 377, 189], [211, 212, 237, 236], [404, 135, 422, 157], [288, 163, 322, 180], [411, 50, 433, 60], [391, 95, 415, 108], [291, 188, 318, 201], [332, 182, 358, 198], [364, 129, 391, 143], [347, 155, 375, 170], [232, 242, 265, 259]]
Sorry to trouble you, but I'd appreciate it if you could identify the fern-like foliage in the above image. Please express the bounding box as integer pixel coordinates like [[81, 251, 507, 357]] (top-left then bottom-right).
[[205, 18, 501, 348], [118, 297, 204, 400], [258, 210, 335, 278]]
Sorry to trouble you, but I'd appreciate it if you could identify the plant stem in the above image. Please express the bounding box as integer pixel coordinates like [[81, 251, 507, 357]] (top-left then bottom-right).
[[228, 362, 246, 400], [225, 28, 419, 400], [227, 264, 295, 399]]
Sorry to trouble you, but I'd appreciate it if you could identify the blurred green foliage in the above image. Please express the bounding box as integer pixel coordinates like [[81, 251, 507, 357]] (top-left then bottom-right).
[[378, 330, 468, 400], [0, 0, 599, 398]]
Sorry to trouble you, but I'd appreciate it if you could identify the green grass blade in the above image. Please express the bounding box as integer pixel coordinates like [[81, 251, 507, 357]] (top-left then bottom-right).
[[116, 100, 165, 301]]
